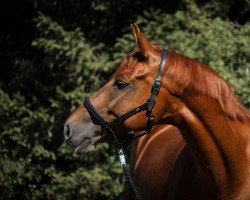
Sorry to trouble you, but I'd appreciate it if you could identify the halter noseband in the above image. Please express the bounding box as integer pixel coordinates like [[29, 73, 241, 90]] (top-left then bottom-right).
[[83, 49, 168, 146]]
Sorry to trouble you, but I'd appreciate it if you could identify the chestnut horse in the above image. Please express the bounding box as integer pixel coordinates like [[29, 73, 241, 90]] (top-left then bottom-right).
[[64, 24, 250, 200]]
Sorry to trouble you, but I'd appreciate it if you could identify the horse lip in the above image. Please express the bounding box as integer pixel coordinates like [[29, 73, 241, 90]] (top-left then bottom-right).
[[74, 137, 91, 152], [74, 135, 102, 154]]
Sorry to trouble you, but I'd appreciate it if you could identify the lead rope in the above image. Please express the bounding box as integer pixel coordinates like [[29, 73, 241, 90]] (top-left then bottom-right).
[[106, 127, 141, 200], [118, 148, 141, 200]]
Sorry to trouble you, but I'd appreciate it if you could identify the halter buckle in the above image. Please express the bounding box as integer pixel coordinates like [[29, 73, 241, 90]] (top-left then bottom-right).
[[146, 116, 154, 134], [153, 80, 161, 92]]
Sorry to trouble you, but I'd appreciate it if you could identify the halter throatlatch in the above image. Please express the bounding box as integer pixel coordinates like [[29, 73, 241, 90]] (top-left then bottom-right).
[[83, 49, 168, 200]]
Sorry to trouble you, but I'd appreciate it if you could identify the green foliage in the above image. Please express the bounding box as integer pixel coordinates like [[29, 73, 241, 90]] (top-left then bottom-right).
[[32, 13, 111, 92], [0, 12, 122, 200], [0, 0, 249, 200]]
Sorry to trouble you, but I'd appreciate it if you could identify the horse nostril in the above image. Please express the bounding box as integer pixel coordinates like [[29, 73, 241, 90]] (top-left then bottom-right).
[[64, 124, 72, 139]]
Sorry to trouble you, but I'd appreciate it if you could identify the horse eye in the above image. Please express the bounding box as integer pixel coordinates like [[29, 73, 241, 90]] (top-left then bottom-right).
[[115, 79, 128, 90]]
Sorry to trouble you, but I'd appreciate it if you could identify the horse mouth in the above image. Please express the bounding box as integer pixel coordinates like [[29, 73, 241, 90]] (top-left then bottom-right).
[[74, 135, 102, 154]]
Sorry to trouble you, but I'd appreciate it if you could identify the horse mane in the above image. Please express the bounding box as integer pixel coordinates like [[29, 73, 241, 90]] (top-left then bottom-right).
[[166, 50, 249, 121]]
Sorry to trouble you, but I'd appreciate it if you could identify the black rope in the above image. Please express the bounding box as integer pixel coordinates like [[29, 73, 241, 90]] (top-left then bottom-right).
[[118, 148, 141, 200], [122, 164, 141, 200], [106, 128, 141, 199], [106, 126, 140, 200]]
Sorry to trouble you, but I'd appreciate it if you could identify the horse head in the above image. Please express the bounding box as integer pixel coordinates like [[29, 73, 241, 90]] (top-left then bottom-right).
[[64, 24, 183, 154]]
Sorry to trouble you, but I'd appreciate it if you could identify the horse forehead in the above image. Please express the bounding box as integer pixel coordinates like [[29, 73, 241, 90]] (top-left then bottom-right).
[[117, 57, 146, 77]]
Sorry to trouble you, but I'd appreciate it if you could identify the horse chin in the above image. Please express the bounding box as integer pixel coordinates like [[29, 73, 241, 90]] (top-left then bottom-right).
[[74, 135, 102, 155]]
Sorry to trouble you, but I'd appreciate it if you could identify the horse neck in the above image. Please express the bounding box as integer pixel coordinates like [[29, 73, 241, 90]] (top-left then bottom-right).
[[129, 127, 164, 171], [128, 125, 185, 199], [178, 93, 250, 196], [129, 125, 184, 172]]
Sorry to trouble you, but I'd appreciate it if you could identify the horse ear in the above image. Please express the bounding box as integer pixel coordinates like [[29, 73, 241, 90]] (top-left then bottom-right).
[[130, 23, 154, 55]]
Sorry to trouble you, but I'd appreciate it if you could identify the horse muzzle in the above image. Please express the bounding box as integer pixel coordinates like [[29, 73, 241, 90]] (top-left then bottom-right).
[[64, 121, 102, 154]]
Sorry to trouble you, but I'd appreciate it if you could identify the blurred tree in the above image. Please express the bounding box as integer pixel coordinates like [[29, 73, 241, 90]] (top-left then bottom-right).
[[0, 0, 249, 199], [0, 13, 123, 200]]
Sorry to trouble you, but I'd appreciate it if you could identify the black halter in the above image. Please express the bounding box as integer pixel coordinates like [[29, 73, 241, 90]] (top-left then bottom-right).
[[83, 49, 168, 146], [83, 49, 167, 200]]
